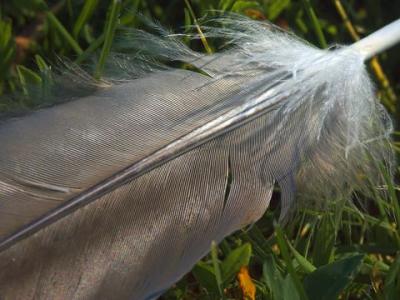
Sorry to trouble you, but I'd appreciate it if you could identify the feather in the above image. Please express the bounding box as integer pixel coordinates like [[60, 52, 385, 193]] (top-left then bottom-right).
[[0, 15, 398, 299]]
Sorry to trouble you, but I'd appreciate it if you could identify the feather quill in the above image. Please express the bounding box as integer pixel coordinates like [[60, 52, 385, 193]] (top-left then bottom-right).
[[0, 15, 398, 299]]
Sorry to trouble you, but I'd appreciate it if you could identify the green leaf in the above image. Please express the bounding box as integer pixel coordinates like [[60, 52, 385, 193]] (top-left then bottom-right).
[[283, 274, 301, 300], [263, 255, 284, 300], [287, 242, 316, 274], [192, 261, 220, 296], [304, 254, 364, 300], [210, 241, 224, 298], [221, 243, 252, 284]]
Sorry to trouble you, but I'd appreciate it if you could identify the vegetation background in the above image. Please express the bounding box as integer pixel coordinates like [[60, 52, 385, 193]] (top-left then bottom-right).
[[0, 0, 399, 299]]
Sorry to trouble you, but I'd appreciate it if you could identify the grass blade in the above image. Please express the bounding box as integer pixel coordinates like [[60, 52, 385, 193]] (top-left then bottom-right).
[[275, 224, 308, 300], [301, 0, 327, 48], [94, 0, 121, 79], [46, 12, 83, 55], [73, 0, 99, 38], [184, 0, 212, 54], [211, 241, 224, 298]]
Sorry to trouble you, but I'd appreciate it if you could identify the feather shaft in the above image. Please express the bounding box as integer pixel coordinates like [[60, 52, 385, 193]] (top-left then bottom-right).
[[0, 84, 286, 252], [351, 18, 400, 60]]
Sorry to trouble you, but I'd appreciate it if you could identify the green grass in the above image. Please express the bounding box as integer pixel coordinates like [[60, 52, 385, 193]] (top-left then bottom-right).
[[0, 0, 399, 299]]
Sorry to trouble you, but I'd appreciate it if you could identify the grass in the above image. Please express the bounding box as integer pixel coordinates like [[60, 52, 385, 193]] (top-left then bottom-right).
[[0, 0, 399, 299]]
